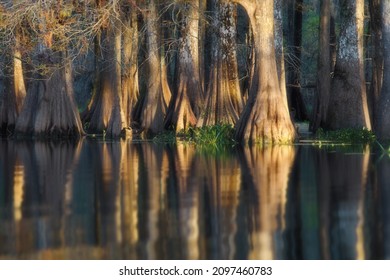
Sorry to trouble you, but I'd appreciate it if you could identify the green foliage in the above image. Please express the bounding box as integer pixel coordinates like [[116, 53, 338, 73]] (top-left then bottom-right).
[[152, 124, 236, 151], [187, 124, 236, 148], [152, 131, 177, 145], [315, 128, 376, 144]]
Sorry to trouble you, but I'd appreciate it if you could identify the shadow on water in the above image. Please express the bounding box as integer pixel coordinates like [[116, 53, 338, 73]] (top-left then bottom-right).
[[0, 139, 390, 259]]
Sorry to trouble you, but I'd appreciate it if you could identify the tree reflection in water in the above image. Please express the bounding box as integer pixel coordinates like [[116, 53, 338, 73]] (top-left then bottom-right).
[[238, 146, 296, 260], [1, 141, 390, 259]]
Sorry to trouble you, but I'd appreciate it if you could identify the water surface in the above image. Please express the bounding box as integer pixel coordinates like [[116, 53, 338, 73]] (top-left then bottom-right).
[[0, 139, 389, 259]]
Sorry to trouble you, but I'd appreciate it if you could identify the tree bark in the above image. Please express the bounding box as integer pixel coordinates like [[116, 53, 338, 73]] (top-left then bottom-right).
[[287, 0, 308, 121], [121, 7, 140, 133], [85, 9, 127, 137], [0, 33, 26, 135], [377, 0, 390, 139], [310, 0, 331, 132], [164, 1, 199, 132], [326, 0, 371, 130], [274, 0, 288, 109], [140, 0, 172, 136], [233, 0, 296, 144], [197, 2, 243, 127], [15, 50, 84, 139], [368, 0, 383, 132]]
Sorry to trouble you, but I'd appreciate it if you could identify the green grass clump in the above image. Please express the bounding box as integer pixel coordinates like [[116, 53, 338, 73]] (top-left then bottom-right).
[[152, 124, 236, 151], [152, 130, 176, 144], [315, 128, 376, 144], [188, 124, 236, 148]]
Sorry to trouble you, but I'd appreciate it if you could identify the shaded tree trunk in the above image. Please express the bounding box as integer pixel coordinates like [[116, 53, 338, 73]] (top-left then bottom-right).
[[310, 0, 331, 132], [274, 0, 287, 108], [287, 0, 308, 121], [197, 2, 243, 127], [377, 0, 390, 139], [233, 0, 296, 144], [368, 0, 383, 132], [14, 50, 84, 139], [164, 1, 199, 132], [326, 0, 371, 130]]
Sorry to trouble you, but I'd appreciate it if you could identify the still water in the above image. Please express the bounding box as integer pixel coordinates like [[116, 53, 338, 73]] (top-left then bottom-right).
[[0, 139, 389, 260]]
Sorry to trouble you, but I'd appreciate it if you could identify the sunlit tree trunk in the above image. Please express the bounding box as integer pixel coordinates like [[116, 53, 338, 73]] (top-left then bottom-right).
[[377, 0, 390, 139], [197, 1, 243, 127], [164, 1, 199, 132], [311, 0, 331, 132], [233, 0, 296, 144], [121, 8, 139, 132], [140, 0, 172, 136], [326, 0, 371, 130], [85, 5, 127, 137], [0, 33, 26, 135]]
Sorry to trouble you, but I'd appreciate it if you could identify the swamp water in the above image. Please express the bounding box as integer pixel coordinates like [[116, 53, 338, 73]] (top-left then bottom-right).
[[0, 139, 389, 260]]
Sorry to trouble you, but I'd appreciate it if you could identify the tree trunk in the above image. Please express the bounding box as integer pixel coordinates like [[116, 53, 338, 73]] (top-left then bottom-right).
[[368, 0, 383, 132], [310, 0, 331, 132], [274, 0, 288, 109], [326, 0, 371, 130], [197, 2, 243, 127], [86, 13, 127, 137], [15, 50, 84, 139], [233, 0, 296, 144], [121, 8, 140, 133], [0, 34, 26, 135], [140, 0, 172, 136], [377, 0, 390, 139], [287, 0, 308, 121], [164, 1, 199, 132]]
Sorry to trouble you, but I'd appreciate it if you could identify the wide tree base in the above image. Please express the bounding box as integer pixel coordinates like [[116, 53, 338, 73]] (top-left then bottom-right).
[[235, 93, 296, 145]]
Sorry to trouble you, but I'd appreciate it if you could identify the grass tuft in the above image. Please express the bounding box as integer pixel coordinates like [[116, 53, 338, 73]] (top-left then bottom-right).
[[315, 128, 376, 144]]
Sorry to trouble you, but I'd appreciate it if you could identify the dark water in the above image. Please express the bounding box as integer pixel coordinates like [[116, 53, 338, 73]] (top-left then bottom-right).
[[0, 139, 389, 260]]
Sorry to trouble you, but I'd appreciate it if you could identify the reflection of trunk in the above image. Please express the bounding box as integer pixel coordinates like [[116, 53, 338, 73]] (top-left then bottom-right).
[[15, 51, 84, 138], [165, 2, 199, 132], [327, 149, 369, 259], [233, 0, 296, 144], [16, 141, 81, 255], [311, 0, 331, 132], [168, 144, 199, 259], [239, 146, 295, 259], [377, 1, 390, 139], [140, 1, 172, 136], [378, 156, 390, 258], [137, 144, 169, 259], [197, 2, 242, 127], [196, 152, 241, 259], [326, 0, 371, 130], [119, 142, 139, 257], [0, 34, 26, 135]]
